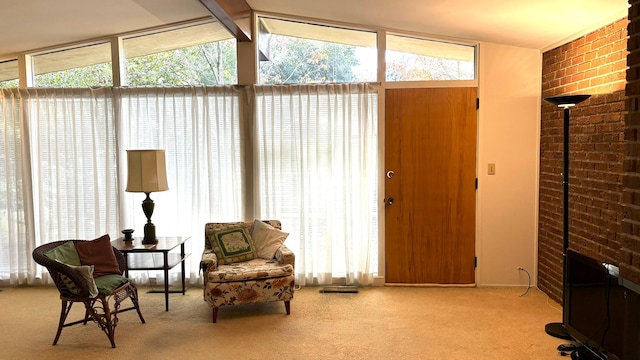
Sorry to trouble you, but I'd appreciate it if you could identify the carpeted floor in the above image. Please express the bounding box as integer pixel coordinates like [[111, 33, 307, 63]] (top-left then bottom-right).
[[0, 285, 567, 359]]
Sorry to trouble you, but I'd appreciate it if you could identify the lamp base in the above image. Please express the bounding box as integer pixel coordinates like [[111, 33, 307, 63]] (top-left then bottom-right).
[[545, 322, 572, 340], [143, 223, 158, 244]]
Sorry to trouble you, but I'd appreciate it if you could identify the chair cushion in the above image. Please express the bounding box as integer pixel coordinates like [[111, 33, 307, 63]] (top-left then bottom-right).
[[75, 234, 121, 277], [208, 225, 257, 265], [44, 241, 82, 266], [207, 258, 294, 283], [94, 274, 130, 296], [251, 219, 289, 260]]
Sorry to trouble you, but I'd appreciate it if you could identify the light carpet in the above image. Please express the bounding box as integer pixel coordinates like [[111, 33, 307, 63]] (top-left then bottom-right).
[[0, 285, 567, 359]]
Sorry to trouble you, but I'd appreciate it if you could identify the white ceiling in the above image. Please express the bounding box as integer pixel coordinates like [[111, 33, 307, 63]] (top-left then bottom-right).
[[0, 0, 630, 59]]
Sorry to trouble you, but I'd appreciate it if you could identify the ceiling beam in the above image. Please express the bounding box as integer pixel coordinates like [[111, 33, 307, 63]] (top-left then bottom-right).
[[198, 0, 252, 42]]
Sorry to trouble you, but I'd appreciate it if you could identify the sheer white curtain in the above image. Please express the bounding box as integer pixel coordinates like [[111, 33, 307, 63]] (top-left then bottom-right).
[[2, 84, 376, 286], [248, 83, 378, 286], [0, 88, 118, 285], [115, 86, 243, 285], [0, 86, 242, 285], [0, 89, 30, 284]]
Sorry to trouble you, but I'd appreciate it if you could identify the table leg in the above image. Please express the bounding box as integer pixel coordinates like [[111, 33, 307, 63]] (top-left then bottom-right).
[[124, 254, 130, 279], [164, 252, 169, 311], [181, 243, 186, 295]]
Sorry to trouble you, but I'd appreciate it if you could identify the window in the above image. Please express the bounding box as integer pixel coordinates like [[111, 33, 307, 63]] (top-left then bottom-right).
[[0, 60, 19, 88], [258, 17, 377, 84], [33, 43, 113, 87], [386, 34, 475, 81], [123, 22, 237, 86]]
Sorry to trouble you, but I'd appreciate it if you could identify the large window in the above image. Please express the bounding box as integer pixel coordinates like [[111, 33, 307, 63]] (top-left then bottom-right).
[[386, 34, 475, 81], [124, 22, 237, 86], [33, 42, 113, 87], [258, 17, 377, 84]]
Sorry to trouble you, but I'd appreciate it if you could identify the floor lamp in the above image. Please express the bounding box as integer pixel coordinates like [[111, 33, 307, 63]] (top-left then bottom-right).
[[543, 94, 591, 340]]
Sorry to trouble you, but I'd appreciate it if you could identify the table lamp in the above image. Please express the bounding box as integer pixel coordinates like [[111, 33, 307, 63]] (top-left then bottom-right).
[[126, 149, 169, 244]]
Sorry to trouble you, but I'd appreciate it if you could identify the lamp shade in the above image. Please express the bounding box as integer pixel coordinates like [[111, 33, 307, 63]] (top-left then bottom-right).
[[126, 150, 169, 193], [544, 94, 591, 107]]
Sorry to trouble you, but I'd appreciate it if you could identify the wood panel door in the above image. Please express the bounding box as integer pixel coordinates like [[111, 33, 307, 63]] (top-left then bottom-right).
[[385, 87, 477, 284]]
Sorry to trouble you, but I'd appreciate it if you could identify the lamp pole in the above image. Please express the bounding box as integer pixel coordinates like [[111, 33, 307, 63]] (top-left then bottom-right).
[[543, 94, 590, 340], [561, 104, 570, 259]]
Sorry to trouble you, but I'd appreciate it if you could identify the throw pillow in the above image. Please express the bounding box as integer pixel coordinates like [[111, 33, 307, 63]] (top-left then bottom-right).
[[44, 241, 82, 266], [208, 225, 257, 265], [68, 264, 99, 297], [251, 219, 289, 260], [75, 234, 121, 278], [53, 260, 99, 297]]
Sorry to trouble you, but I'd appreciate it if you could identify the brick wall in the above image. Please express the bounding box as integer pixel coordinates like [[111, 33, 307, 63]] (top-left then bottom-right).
[[624, 0, 640, 285], [539, 17, 628, 303]]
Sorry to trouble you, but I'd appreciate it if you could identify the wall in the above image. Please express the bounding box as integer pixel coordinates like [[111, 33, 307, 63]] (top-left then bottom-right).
[[539, 18, 628, 302], [623, 0, 640, 285], [476, 42, 541, 286]]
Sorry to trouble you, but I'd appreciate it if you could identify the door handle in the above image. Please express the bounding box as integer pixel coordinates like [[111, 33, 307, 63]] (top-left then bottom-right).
[[386, 171, 394, 179], [385, 197, 395, 205]]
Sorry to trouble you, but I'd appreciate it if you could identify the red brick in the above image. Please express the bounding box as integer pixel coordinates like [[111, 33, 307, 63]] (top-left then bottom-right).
[[541, 16, 630, 297]]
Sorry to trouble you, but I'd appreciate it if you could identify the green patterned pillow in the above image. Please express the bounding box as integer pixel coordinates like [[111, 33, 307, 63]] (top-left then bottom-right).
[[54, 260, 98, 297], [208, 225, 257, 265]]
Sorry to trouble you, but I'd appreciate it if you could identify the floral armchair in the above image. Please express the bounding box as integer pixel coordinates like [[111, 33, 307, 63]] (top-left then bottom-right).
[[201, 220, 295, 323]]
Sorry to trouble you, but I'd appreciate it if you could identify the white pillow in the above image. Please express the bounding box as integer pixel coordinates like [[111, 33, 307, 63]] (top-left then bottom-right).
[[69, 264, 99, 297], [56, 260, 99, 297], [251, 220, 289, 260]]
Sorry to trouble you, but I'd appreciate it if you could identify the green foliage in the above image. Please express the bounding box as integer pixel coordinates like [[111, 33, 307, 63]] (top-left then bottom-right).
[[260, 36, 360, 84], [5, 36, 369, 87], [386, 52, 474, 81], [0, 79, 19, 88], [127, 40, 237, 86], [35, 63, 113, 87], [31, 39, 237, 88]]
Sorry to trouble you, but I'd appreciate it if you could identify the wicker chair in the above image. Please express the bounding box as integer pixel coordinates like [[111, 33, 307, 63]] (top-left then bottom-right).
[[32, 240, 145, 348]]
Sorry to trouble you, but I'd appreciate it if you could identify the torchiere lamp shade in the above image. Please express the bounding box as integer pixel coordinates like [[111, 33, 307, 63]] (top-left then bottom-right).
[[544, 94, 591, 107], [126, 150, 169, 193]]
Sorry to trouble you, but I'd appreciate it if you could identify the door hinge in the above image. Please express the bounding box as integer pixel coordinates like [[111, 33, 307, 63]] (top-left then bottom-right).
[[475, 178, 478, 189], [476, 98, 479, 109], [474, 257, 478, 268]]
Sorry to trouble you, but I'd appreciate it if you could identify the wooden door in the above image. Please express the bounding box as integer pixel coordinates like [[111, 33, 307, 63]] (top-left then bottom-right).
[[385, 87, 477, 284]]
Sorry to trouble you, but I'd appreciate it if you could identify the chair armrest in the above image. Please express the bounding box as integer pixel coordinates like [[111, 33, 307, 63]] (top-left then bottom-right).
[[201, 249, 218, 274], [275, 245, 295, 267]]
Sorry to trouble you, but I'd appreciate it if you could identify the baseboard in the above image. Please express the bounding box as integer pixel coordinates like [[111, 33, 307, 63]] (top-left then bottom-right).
[[384, 283, 477, 288]]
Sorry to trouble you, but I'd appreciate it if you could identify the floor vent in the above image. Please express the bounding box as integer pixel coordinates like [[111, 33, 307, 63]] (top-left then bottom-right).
[[319, 285, 359, 293]]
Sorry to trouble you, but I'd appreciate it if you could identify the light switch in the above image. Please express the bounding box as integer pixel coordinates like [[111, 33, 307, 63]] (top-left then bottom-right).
[[488, 163, 496, 175]]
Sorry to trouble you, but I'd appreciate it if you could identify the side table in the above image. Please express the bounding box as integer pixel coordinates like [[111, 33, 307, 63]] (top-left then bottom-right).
[[111, 236, 191, 311]]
